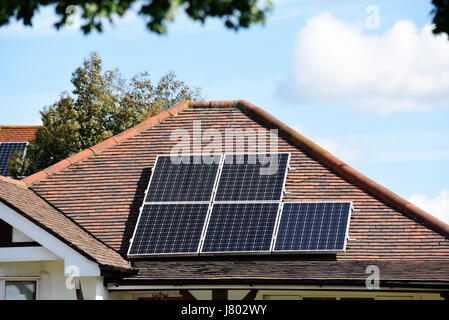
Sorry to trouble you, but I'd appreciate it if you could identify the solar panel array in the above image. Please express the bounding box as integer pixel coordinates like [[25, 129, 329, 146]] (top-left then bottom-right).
[[274, 202, 352, 252], [0, 142, 27, 176], [128, 153, 352, 257]]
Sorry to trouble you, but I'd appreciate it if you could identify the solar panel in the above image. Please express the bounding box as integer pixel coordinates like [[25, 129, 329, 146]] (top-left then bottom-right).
[[201, 202, 280, 254], [144, 155, 221, 202], [128, 203, 210, 256], [273, 202, 352, 253], [0, 143, 27, 176], [214, 153, 290, 201]]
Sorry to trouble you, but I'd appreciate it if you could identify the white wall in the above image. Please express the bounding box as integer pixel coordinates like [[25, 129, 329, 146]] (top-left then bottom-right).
[[108, 288, 445, 300]]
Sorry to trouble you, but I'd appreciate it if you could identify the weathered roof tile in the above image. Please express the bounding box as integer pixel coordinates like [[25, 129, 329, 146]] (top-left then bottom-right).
[[0, 178, 131, 271]]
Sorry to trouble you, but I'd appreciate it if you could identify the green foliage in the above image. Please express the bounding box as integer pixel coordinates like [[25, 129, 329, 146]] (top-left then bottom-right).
[[8, 151, 26, 178], [9, 52, 201, 178], [432, 0, 449, 36], [0, 0, 273, 35]]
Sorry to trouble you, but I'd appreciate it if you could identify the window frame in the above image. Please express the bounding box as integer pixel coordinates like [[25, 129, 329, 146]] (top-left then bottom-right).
[[0, 278, 39, 300]]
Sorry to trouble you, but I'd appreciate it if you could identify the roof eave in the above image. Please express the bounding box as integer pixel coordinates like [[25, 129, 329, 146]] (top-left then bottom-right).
[[0, 182, 131, 272], [108, 278, 449, 290]]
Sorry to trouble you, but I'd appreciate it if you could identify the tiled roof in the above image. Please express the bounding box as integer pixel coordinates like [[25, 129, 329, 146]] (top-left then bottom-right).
[[0, 177, 131, 272], [0, 126, 40, 142], [127, 258, 449, 284], [17, 100, 449, 281]]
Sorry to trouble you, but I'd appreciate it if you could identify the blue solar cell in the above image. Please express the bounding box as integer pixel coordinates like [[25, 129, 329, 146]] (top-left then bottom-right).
[[128, 203, 209, 255], [144, 155, 221, 202], [214, 153, 290, 201], [201, 203, 280, 253], [274, 202, 351, 252], [0, 143, 27, 176]]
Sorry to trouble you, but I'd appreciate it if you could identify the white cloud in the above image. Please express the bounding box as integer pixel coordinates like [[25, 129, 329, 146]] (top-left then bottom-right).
[[269, 8, 304, 23], [409, 189, 449, 224], [315, 135, 365, 165], [292, 125, 449, 167], [292, 125, 366, 166], [278, 13, 449, 114]]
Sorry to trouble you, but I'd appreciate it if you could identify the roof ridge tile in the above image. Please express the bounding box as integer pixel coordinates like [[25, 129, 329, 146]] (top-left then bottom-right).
[[0, 125, 42, 129], [0, 175, 27, 187]]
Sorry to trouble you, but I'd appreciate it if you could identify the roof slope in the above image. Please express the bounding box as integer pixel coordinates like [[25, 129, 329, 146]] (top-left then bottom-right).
[[0, 177, 131, 272], [0, 125, 40, 142], [21, 101, 449, 268], [127, 258, 449, 284]]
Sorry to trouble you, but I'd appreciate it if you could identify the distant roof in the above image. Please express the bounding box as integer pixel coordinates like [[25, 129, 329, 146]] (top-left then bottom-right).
[[0, 125, 41, 142], [0, 176, 131, 272]]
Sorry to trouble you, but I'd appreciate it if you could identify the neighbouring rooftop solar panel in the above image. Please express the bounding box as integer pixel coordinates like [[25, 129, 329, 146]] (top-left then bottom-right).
[[201, 202, 280, 254], [128, 203, 209, 256], [144, 155, 221, 202], [274, 202, 352, 253], [0, 142, 27, 176], [214, 153, 290, 201]]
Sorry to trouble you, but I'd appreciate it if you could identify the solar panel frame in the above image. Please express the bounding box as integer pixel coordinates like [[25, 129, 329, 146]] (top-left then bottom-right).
[[127, 154, 224, 257], [0, 142, 28, 177], [199, 201, 282, 255], [127, 203, 211, 257], [213, 152, 291, 202], [272, 201, 353, 254], [127, 156, 162, 258]]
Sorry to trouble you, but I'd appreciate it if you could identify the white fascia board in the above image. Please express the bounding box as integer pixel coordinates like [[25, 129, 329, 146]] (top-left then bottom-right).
[[0, 202, 100, 276]]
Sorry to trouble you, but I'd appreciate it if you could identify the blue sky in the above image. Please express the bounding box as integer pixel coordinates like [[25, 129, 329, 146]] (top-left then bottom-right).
[[1, 0, 448, 222]]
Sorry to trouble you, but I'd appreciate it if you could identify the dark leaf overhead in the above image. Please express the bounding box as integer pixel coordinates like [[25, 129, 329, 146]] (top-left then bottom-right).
[[0, 0, 273, 35]]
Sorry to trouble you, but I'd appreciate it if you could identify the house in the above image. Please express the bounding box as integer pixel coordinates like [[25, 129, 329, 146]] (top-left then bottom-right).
[[0, 100, 448, 300], [0, 125, 41, 177]]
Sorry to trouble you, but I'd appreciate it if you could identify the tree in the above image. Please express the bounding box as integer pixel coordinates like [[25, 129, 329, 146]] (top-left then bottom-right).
[[0, 0, 273, 35], [432, 0, 449, 36], [8, 52, 201, 178]]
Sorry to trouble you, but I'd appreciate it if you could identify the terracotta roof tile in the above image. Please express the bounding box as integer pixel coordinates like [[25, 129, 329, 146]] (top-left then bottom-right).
[[22, 101, 189, 185], [0, 126, 40, 142]]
